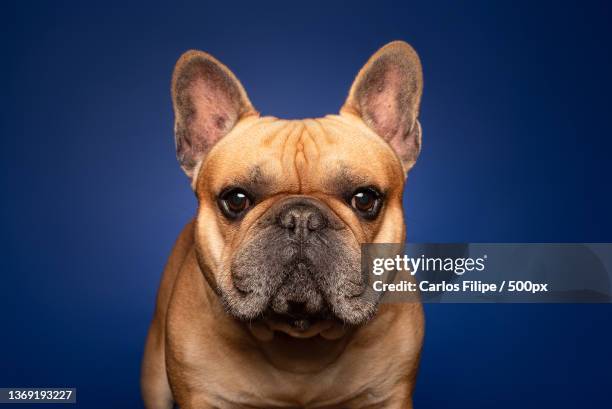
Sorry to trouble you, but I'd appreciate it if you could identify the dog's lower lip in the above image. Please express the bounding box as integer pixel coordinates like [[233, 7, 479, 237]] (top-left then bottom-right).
[[265, 319, 335, 339], [291, 319, 311, 331]]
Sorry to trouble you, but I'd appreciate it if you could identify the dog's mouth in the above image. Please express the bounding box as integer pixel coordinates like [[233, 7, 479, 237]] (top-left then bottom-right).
[[249, 316, 348, 341], [248, 309, 348, 341], [267, 318, 346, 339]]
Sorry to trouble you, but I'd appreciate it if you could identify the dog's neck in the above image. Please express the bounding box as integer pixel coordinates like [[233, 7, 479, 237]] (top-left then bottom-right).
[[249, 328, 356, 374]]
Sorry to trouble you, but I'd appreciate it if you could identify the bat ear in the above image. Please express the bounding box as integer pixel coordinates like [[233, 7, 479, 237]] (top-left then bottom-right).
[[341, 41, 423, 172], [172, 50, 257, 181]]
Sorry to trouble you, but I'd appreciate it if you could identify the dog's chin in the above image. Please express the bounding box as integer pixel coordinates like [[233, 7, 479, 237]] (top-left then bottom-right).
[[247, 314, 349, 342], [221, 287, 379, 338]]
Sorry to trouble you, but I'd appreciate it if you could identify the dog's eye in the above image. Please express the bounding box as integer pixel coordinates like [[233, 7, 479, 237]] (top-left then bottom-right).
[[219, 188, 252, 219], [350, 187, 382, 219]]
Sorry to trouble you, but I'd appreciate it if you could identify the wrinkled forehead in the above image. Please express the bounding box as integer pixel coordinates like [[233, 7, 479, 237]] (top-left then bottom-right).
[[196, 115, 405, 196]]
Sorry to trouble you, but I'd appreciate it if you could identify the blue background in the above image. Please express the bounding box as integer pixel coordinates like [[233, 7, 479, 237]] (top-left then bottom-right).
[[2, 1, 611, 408]]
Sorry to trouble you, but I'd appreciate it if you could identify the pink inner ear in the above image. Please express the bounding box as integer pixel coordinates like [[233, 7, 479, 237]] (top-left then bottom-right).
[[353, 53, 421, 169], [173, 55, 249, 177], [188, 77, 239, 150], [361, 64, 407, 142]]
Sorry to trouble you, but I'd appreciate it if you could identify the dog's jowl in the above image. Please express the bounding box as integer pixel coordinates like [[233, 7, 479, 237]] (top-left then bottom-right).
[[141, 41, 425, 409]]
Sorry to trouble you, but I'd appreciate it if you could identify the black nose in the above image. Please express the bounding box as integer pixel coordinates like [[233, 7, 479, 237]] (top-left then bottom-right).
[[277, 200, 327, 235]]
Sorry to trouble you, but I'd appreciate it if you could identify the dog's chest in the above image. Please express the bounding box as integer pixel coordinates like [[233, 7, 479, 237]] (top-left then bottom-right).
[[195, 359, 395, 409], [211, 386, 388, 409]]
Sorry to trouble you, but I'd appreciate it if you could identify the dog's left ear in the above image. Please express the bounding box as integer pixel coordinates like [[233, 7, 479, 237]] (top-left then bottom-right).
[[341, 41, 423, 172], [172, 50, 257, 182]]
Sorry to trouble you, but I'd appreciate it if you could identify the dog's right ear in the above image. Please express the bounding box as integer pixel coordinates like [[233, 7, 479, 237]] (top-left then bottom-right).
[[172, 50, 257, 181], [341, 41, 423, 173]]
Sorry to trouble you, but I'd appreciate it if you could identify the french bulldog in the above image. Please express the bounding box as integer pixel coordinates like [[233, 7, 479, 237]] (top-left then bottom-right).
[[141, 41, 425, 409]]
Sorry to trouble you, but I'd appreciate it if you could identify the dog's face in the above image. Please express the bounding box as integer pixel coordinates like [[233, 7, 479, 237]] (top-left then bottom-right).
[[171, 42, 423, 337]]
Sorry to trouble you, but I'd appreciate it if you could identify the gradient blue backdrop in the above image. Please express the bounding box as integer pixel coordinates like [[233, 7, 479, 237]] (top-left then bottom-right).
[[2, 1, 611, 408]]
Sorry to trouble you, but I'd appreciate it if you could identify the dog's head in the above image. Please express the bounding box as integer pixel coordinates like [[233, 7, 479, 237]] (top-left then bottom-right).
[[171, 41, 423, 338]]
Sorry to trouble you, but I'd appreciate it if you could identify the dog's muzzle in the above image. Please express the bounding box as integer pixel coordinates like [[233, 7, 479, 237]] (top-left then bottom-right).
[[226, 196, 379, 329]]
